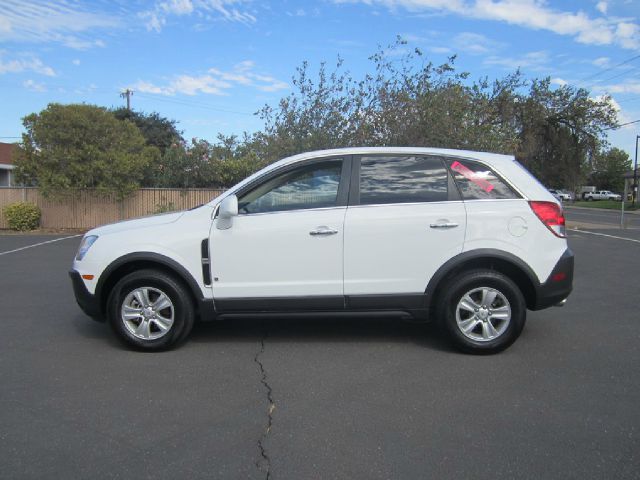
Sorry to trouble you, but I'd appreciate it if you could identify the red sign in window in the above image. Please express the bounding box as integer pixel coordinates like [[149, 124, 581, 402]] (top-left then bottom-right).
[[451, 161, 494, 193]]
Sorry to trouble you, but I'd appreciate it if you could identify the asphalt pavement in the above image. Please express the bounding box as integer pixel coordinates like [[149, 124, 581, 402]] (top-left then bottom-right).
[[0, 224, 638, 480], [565, 205, 640, 241]]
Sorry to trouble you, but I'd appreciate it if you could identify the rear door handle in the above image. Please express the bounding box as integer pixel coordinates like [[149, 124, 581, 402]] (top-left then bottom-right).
[[309, 226, 339, 236], [430, 222, 459, 229]]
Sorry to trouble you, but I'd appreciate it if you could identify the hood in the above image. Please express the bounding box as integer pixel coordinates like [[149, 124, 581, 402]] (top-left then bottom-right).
[[87, 211, 186, 237]]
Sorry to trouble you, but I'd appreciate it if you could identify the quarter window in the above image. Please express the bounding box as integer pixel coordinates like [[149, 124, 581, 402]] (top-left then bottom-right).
[[358, 155, 449, 205], [238, 160, 343, 214], [448, 159, 518, 200]]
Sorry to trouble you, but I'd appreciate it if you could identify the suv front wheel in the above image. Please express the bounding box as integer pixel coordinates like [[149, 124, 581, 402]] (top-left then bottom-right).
[[438, 270, 526, 354], [107, 269, 195, 350]]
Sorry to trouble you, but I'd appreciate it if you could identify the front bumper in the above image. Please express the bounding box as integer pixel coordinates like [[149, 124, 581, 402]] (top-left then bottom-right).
[[532, 248, 574, 310], [69, 270, 104, 321]]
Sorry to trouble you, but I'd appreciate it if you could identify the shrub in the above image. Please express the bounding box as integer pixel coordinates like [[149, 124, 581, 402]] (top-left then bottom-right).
[[2, 202, 41, 231], [154, 202, 176, 214]]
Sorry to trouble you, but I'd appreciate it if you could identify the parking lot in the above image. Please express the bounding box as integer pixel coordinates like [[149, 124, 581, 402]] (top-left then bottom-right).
[[1, 212, 639, 479]]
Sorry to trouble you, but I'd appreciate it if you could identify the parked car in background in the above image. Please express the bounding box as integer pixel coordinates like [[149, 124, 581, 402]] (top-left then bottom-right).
[[548, 189, 572, 201], [70, 147, 574, 354], [584, 190, 622, 201]]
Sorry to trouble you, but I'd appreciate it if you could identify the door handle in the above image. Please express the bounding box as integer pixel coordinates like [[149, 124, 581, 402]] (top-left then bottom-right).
[[430, 222, 459, 229], [309, 227, 339, 236]]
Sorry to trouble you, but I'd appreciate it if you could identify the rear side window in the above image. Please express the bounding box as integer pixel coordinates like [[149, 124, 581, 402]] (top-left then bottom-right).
[[448, 159, 519, 200], [358, 155, 449, 205]]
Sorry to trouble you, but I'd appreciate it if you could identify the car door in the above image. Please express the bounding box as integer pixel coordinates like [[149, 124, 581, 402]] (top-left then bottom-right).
[[343, 154, 467, 300], [210, 157, 350, 310]]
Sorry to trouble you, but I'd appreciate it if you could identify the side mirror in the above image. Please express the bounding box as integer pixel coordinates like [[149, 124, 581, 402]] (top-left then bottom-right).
[[216, 195, 238, 230]]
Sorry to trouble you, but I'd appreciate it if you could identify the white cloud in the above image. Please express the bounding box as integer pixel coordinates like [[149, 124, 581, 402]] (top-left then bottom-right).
[[484, 50, 551, 72], [592, 94, 632, 127], [61, 37, 106, 50], [597, 80, 640, 95], [23, 79, 46, 92], [0, 15, 11, 34], [429, 46, 453, 54], [0, 0, 118, 49], [286, 9, 307, 17], [592, 56, 610, 67], [0, 53, 56, 76], [132, 80, 166, 95], [72, 59, 81, 66], [141, 0, 256, 32], [453, 31, 503, 55], [132, 61, 288, 96], [334, 0, 640, 49], [596, 1, 607, 15], [551, 77, 568, 86]]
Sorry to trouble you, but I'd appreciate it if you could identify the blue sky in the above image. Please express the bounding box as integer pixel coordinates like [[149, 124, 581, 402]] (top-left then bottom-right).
[[1, 0, 639, 159]]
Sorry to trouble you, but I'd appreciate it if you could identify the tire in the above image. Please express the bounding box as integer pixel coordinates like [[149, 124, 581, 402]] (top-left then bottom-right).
[[437, 270, 526, 354], [107, 269, 195, 351]]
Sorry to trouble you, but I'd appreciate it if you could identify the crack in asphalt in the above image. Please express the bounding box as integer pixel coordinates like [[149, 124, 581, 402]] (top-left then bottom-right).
[[254, 327, 274, 480]]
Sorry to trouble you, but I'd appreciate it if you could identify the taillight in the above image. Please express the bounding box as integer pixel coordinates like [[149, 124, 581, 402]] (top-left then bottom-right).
[[529, 201, 566, 238]]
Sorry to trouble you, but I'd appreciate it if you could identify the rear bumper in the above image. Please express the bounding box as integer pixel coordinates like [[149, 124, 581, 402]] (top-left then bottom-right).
[[532, 248, 574, 310], [69, 270, 104, 321]]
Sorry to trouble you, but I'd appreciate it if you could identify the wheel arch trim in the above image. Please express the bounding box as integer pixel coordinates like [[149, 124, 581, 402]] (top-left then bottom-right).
[[424, 249, 540, 310], [95, 252, 210, 317]]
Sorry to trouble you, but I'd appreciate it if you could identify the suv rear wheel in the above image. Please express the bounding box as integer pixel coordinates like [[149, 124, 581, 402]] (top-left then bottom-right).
[[438, 270, 526, 354], [107, 269, 195, 351]]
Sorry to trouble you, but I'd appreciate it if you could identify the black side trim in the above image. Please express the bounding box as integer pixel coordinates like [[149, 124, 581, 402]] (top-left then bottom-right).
[[216, 294, 428, 320], [215, 295, 345, 313], [69, 270, 104, 321], [532, 248, 574, 310], [95, 252, 215, 321], [346, 293, 426, 310], [217, 310, 415, 321], [201, 239, 211, 286]]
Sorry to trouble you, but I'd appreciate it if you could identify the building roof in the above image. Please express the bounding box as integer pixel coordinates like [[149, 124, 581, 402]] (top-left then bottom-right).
[[0, 142, 16, 166]]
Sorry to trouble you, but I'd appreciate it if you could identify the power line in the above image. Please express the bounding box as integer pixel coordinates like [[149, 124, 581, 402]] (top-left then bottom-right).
[[592, 66, 640, 85], [134, 91, 255, 115], [603, 119, 640, 130], [579, 54, 640, 83], [616, 96, 640, 107]]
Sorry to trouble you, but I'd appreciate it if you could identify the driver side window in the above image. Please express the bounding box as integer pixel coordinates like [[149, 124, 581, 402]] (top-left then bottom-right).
[[238, 160, 343, 215]]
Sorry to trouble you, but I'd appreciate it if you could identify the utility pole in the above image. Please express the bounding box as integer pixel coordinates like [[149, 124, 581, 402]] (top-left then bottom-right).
[[633, 134, 639, 206], [120, 89, 133, 111]]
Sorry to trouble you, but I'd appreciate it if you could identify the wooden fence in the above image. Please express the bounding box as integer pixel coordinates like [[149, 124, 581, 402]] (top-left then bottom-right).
[[0, 187, 224, 230]]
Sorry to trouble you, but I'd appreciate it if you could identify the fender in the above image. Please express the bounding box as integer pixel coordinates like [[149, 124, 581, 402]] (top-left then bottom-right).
[[424, 248, 539, 309], [96, 252, 215, 320]]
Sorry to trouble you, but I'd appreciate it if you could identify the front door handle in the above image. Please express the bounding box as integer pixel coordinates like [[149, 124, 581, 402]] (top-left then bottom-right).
[[430, 222, 459, 229], [309, 226, 339, 236]]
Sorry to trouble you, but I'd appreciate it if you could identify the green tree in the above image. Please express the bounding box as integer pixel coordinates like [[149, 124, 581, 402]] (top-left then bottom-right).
[[14, 103, 158, 199], [111, 108, 183, 154], [257, 39, 525, 159], [589, 147, 631, 192], [153, 134, 266, 188], [153, 139, 216, 188], [516, 79, 618, 191], [258, 39, 619, 192]]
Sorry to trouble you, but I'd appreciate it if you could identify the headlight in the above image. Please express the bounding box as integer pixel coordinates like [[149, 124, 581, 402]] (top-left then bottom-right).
[[76, 235, 98, 261]]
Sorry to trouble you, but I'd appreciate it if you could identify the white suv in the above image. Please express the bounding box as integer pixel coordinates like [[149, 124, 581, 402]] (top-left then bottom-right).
[[70, 147, 573, 354]]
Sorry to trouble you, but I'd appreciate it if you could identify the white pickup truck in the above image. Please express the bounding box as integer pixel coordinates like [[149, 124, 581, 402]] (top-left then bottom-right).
[[584, 190, 622, 201]]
